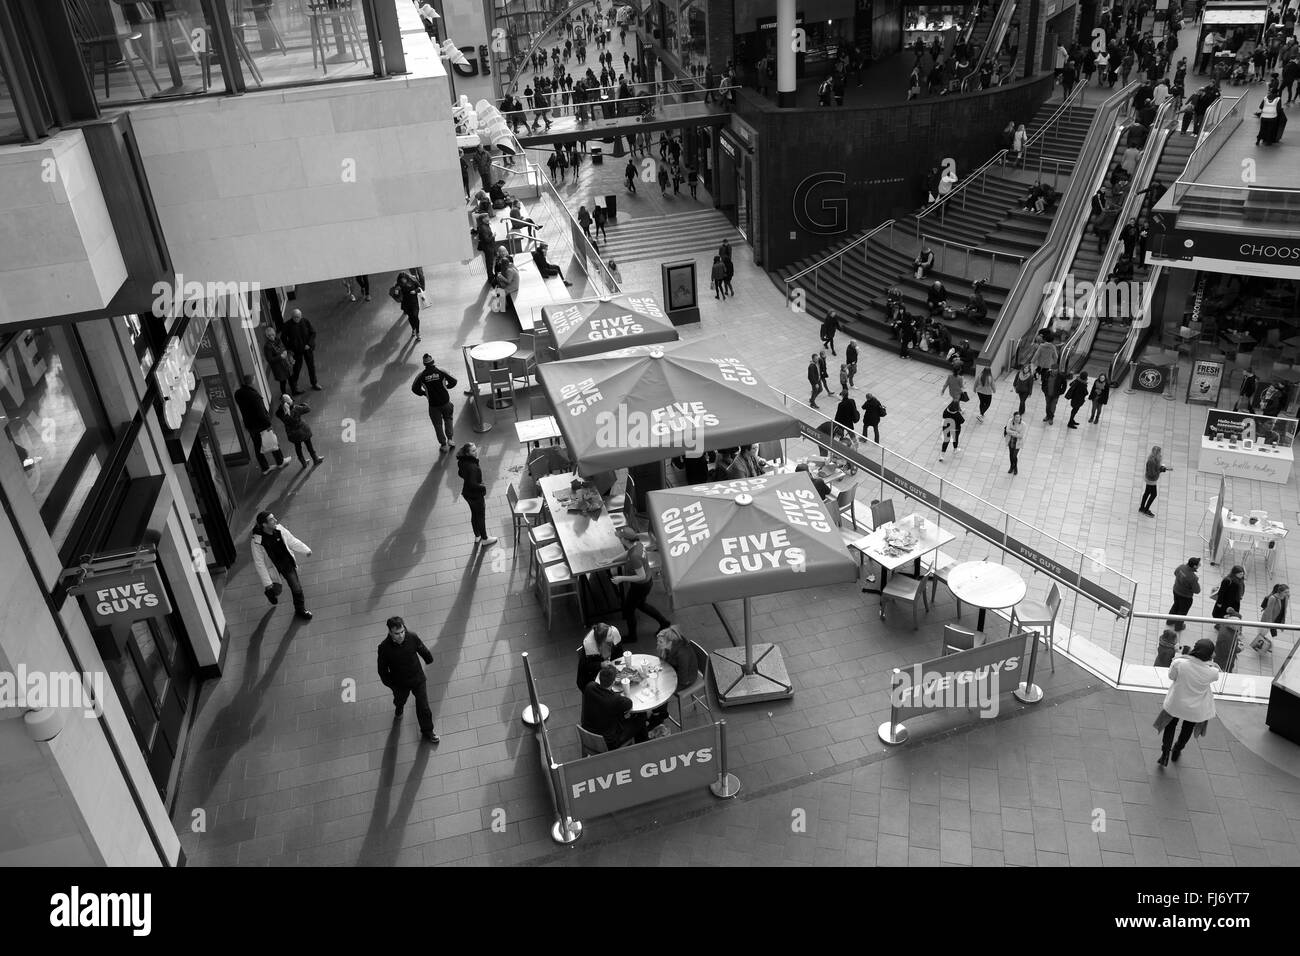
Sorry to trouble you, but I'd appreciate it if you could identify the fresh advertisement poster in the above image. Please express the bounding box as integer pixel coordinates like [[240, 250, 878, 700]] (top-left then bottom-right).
[[1186, 360, 1224, 405]]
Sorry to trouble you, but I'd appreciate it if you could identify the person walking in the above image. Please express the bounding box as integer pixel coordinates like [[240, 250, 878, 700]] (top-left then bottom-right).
[[686, 165, 699, 199], [657, 164, 669, 197], [1004, 411, 1026, 474], [939, 399, 964, 461], [838, 361, 850, 394], [1065, 371, 1089, 428], [942, 364, 966, 404], [1138, 444, 1171, 516], [610, 525, 671, 643], [1259, 582, 1291, 644], [392, 270, 423, 342], [250, 510, 313, 620], [1213, 612, 1243, 672], [262, 327, 296, 397], [354, 274, 371, 302], [592, 203, 609, 241], [1087, 374, 1111, 423], [710, 255, 728, 299], [820, 311, 841, 355], [625, 157, 638, 192], [845, 341, 858, 387], [1153, 638, 1219, 767], [282, 309, 321, 391], [1043, 366, 1067, 425], [412, 354, 457, 453], [974, 366, 996, 421], [377, 616, 440, 744], [860, 392, 884, 444], [276, 394, 323, 466], [455, 443, 497, 548], [1210, 564, 1246, 618], [1167, 556, 1202, 631], [897, 312, 915, 359], [721, 252, 735, 297], [834, 389, 860, 444], [1013, 363, 1036, 415], [577, 204, 593, 240], [1031, 333, 1059, 392], [818, 350, 831, 395], [807, 354, 823, 408], [234, 375, 287, 474]]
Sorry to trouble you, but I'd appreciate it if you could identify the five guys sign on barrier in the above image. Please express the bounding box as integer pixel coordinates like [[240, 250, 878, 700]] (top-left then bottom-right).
[[559, 724, 718, 818], [801, 425, 1132, 617]]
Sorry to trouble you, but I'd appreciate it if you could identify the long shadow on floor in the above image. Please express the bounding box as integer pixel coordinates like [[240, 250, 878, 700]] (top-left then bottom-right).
[[354, 724, 432, 866], [193, 608, 308, 805], [360, 313, 413, 377], [365, 463, 447, 609], [426, 548, 488, 719], [361, 357, 422, 422]]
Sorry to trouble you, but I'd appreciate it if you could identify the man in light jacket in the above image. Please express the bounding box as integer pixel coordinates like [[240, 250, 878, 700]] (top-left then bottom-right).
[[251, 510, 313, 620]]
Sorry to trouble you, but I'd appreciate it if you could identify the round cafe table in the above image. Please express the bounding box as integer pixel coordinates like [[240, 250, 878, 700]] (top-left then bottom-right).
[[945, 561, 1027, 633], [613, 653, 678, 713], [470, 340, 518, 410]]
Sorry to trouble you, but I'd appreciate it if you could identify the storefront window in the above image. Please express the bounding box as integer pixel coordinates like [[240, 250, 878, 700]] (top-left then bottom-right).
[[0, 326, 112, 553], [669, 0, 708, 74], [195, 319, 246, 458]]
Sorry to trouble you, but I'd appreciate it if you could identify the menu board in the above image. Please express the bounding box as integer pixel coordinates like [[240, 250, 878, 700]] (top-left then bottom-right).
[[1204, 408, 1298, 449]]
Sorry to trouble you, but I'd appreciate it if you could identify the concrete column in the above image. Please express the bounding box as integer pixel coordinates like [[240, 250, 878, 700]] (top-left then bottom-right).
[[777, 0, 797, 107]]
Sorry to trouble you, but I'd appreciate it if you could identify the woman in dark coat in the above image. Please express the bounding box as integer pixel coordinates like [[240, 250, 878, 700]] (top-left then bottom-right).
[[1065, 372, 1089, 427], [834, 390, 860, 443], [456, 443, 497, 547], [394, 271, 423, 343], [276, 395, 323, 466], [1013, 363, 1036, 415], [263, 329, 296, 397], [1087, 374, 1111, 423], [859, 393, 884, 445]]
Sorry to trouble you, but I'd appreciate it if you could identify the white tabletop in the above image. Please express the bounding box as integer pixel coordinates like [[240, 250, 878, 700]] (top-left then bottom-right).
[[612, 653, 678, 713], [851, 513, 956, 571], [514, 416, 561, 444], [946, 561, 1027, 611], [470, 340, 518, 364], [538, 473, 626, 577], [1220, 510, 1288, 539]]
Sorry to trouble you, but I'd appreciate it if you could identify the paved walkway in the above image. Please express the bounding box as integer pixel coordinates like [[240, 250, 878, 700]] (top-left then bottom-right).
[[170, 205, 1300, 866]]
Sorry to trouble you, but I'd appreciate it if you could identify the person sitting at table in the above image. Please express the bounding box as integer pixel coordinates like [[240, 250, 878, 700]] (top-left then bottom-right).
[[470, 190, 492, 215], [647, 625, 698, 730], [795, 462, 832, 499], [531, 242, 574, 286], [711, 449, 735, 481], [735, 444, 769, 477], [575, 621, 623, 690], [581, 663, 648, 749]]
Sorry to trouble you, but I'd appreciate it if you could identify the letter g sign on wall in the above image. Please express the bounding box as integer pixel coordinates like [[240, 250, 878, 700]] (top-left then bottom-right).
[[792, 172, 848, 236]]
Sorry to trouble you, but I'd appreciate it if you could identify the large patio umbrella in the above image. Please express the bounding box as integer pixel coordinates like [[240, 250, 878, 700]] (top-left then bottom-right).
[[647, 472, 860, 706], [536, 335, 801, 476], [540, 292, 679, 359]]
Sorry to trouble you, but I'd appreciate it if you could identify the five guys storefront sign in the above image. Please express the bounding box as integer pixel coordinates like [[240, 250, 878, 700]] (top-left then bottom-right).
[[76, 564, 173, 627]]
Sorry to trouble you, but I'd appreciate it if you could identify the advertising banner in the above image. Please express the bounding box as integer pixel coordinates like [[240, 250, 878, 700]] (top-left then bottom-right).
[[560, 723, 718, 819], [1132, 362, 1168, 393], [1204, 409, 1298, 448], [1186, 360, 1224, 405], [76, 564, 173, 628], [890, 633, 1031, 722]]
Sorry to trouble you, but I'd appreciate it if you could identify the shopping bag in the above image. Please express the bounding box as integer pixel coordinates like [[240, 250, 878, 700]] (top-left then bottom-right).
[[259, 428, 279, 453], [418, 290, 430, 308], [488, 288, 507, 312]]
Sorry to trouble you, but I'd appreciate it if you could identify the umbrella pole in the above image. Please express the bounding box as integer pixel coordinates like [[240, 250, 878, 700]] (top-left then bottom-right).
[[744, 597, 754, 673], [712, 595, 794, 706]]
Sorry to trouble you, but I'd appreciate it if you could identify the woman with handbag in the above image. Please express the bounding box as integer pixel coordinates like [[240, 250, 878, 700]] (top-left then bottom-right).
[[1087, 374, 1111, 423], [262, 327, 296, 398], [276, 395, 324, 467], [1213, 611, 1243, 672], [1153, 638, 1219, 767], [1256, 89, 1283, 145], [1004, 411, 1025, 475], [974, 366, 996, 422], [1255, 583, 1290, 651]]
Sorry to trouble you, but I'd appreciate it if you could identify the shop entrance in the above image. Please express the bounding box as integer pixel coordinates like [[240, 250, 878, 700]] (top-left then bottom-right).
[[169, 389, 237, 570], [718, 132, 753, 240]]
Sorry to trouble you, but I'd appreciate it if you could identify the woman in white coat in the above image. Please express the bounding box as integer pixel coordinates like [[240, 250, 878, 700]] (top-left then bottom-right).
[[1153, 638, 1220, 767]]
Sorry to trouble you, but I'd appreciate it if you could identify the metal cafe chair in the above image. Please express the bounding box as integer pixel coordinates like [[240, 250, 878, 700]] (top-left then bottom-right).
[[67, 0, 161, 100], [1011, 583, 1061, 672], [881, 573, 929, 630], [306, 0, 369, 75], [667, 640, 713, 729], [940, 623, 985, 657], [577, 725, 609, 756]]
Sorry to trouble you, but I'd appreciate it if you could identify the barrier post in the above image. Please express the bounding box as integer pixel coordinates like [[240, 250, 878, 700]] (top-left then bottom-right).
[[878, 669, 909, 744], [1014, 629, 1044, 703], [1165, 362, 1177, 401], [520, 651, 550, 726], [549, 762, 583, 844], [1126, 361, 1138, 393], [709, 720, 742, 798]]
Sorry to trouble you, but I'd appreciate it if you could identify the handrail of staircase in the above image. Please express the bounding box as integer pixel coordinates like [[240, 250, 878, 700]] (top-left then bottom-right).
[[1170, 94, 1248, 204], [1107, 264, 1163, 385], [1060, 98, 1177, 373], [961, 0, 1016, 92], [977, 78, 1139, 375], [782, 220, 897, 299], [915, 79, 1086, 242], [919, 233, 1024, 284]]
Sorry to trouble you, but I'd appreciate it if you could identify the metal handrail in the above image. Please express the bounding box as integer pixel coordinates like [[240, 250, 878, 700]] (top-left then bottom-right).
[[782, 220, 897, 295], [915, 79, 1087, 240], [1171, 94, 1246, 203], [919, 232, 1024, 283], [1060, 97, 1177, 370], [960, 0, 1016, 92], [980, 79, 1139, 374], [1106, 264, 1162, 384]]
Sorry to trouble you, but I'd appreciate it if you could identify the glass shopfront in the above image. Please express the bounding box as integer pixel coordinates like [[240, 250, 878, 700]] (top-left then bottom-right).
[[0, 325, 114, 558], [664, 0, 709, 74]]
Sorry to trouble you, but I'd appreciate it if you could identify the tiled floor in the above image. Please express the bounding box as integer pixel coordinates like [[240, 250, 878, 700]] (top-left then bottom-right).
[[172, 85, 1300, 868]]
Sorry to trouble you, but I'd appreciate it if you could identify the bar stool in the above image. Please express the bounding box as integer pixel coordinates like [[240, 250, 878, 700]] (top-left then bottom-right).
[[526, 524, 558, 584], [508, 483, 544, 543], [537, 560, 578, 629], [529, 539, 564, 587]]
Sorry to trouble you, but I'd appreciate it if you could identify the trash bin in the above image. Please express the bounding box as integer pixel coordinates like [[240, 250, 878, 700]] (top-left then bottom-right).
[[591, 145, 603, 165], [604, 194, 618, 222]]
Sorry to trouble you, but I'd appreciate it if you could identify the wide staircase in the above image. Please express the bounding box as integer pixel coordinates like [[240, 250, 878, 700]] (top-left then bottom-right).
[[777, 95, 1096, 368], [1082, 131, 1197, 377]]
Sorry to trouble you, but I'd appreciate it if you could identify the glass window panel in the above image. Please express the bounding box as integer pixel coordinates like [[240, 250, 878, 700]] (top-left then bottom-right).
[[0, 328, 112, 551], [236, 0, 376, 91], [0, 60, 21, 144], [194, 320, 244, 457], [670, 0, 708, 74], [116, 643, 160, 748], [131, 619, 171, 706], [62, 0, 229, 108]]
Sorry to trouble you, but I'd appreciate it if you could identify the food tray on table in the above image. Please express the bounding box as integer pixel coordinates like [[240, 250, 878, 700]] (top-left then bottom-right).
[[878, 525, 919, 557]]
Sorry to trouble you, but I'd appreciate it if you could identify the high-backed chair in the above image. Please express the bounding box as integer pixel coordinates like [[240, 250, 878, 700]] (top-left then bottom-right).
[[68, 0, 161, 100], [508, 482, 544, 542], [881, 573, 928, 630], [940, 623, 985, 656], [668, 641, 713, 729], [577, 725, 609, 756], [1012, 583, 1061, 671]]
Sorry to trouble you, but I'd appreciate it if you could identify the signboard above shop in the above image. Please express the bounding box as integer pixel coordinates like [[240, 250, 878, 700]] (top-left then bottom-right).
[[68, 554, 173, 628]]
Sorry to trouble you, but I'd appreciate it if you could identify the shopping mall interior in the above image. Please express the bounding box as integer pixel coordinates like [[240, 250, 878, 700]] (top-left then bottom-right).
[[1, 0, 1299, 875]]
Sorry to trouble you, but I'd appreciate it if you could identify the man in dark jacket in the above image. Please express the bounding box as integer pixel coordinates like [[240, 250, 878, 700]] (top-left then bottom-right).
[[282, 309, 321, 392], [820, 311, 841, 355], [412, 354, 457, 452], [377, 616, 440, 744], [234, 374, 287, 473], [834, 389, 861, 443], [1167, 557, 1202, 631], [1043, 367, 1067, 425], [1065, 372, 1089, 428], [581, 663, 647, 749], [807, 353, 823, 408]]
